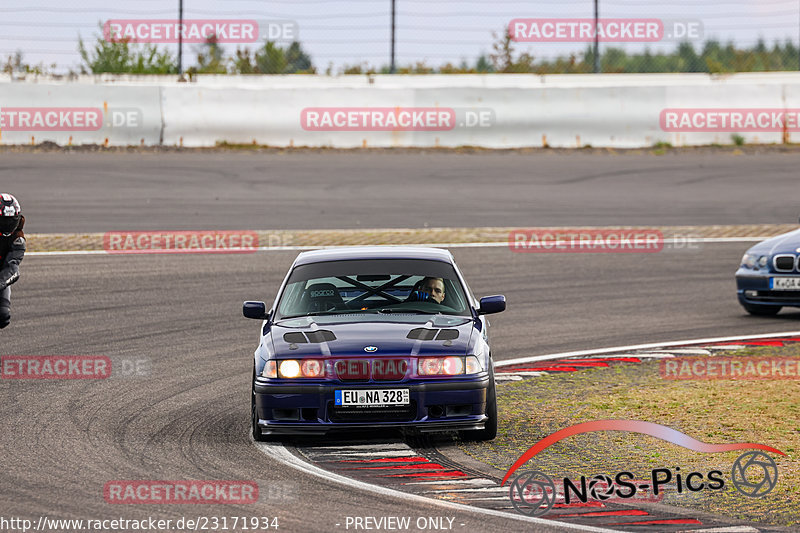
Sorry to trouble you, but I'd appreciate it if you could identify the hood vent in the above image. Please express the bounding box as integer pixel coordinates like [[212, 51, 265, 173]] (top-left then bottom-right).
[[407, 328, 459, 341], [283, 330, 337, 344]]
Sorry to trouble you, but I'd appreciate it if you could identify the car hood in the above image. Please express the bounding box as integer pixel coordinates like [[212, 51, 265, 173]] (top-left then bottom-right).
[[269, 317, 476, 358], [747, 228, 800, 255]]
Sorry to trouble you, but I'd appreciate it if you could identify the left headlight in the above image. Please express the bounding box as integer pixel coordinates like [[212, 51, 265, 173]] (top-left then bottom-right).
[[465, 355, 483, 374]]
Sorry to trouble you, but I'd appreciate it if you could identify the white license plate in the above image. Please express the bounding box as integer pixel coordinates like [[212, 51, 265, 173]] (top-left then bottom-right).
[[771, 277, 800, 290], [335, 389, 410, 407]]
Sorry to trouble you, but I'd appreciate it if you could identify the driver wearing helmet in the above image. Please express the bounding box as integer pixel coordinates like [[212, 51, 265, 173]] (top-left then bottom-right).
[[0, 194, 25, 329]]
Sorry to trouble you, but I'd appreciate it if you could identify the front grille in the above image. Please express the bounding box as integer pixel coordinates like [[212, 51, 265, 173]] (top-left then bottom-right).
[[328, 400, 417, 422], [371, 358, 409, 381], [774, 255, 796, 272], [332, 358, 409, 382]]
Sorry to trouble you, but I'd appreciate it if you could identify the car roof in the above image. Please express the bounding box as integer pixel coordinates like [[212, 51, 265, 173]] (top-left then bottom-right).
[[292, 246, 454, 267]]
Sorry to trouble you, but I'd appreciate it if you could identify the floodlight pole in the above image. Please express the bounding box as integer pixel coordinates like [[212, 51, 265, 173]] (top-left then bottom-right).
[[178, 0, 184, 77], [594, 0, 600, 73], [390, 0, 396, 73]]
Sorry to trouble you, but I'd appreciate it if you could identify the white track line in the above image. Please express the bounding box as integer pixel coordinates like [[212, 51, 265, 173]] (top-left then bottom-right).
[[28, 250, 108, 256], [25, 235, 774, 256], [496, 330, 800, 367], [254, 440, 623, 533], [679, 526, 759, 533]]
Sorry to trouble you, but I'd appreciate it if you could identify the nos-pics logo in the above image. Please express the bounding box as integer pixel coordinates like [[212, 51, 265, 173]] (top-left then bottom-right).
[[503, 420, 783, 517]]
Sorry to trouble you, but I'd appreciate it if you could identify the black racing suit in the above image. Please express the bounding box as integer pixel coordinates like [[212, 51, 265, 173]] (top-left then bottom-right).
[[0, 215, 26, 328]]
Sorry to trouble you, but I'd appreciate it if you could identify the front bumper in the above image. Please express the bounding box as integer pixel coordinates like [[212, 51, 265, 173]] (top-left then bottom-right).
[[736, 270, 800, 307], [253, 374, 490, 436]]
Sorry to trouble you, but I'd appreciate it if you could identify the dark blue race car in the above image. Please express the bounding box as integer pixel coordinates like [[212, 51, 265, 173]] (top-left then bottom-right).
[[736, 225, 800, 315], [245, 247, 505, 441]]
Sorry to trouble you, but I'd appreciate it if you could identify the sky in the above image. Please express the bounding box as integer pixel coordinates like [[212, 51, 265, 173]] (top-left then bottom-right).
[[1, 0, 799, 74]]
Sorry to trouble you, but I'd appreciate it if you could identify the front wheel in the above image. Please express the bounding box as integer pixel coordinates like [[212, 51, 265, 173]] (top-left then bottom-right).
[[251, 389, 268, 442], [460, 365, 497, 442], [742, 303, 781, 316]]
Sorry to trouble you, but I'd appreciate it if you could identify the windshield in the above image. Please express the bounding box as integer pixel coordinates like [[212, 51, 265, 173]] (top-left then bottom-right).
[[275, 258, 471, 319]]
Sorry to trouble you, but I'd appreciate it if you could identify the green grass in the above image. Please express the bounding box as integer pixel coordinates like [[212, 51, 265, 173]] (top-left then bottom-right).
[[461, 344, 800, 525]]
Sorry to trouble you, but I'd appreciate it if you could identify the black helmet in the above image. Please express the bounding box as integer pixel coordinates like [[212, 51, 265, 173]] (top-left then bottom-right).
[[0, 194, 21, 237]]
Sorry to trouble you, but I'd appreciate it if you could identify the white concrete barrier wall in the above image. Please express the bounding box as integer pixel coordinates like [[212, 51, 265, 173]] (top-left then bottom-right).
[[0, 84, 162, 146], [3, 73, 800, 148]]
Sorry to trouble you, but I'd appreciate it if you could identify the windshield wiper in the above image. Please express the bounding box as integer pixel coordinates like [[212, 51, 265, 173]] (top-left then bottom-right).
[[377, 308, 438, 314], [280, 310, 355, 319]]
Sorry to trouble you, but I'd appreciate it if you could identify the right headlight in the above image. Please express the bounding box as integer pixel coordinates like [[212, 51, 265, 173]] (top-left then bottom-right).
[[261, 360, 277, 378], [741, 253, 767, 270]]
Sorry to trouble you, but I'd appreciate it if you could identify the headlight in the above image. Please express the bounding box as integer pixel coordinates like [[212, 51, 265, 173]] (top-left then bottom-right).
[[419, 357, 444, 375], [275, 359, 325, 378], [261, 360, 277, 378], [278, 360, 301, 378], [418, 356, 477, 376], [465, 355, 482, 374], [741, 253, 766, 270], [442, 356, 464, 375], [301, 359, 324, 378]]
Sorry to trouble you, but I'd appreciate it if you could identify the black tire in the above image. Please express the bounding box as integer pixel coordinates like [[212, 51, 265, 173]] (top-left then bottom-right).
[[743, 303, 781, 316], [251, 380, 269, 442], [460, 365, 497, 442], [250, 368, 269, 442]]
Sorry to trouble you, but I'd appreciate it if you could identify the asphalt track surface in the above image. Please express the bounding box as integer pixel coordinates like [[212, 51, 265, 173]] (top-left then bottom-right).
[[3, 151, 800, 532], [4, 150, 800, 233], [3, 244, 800, 532]]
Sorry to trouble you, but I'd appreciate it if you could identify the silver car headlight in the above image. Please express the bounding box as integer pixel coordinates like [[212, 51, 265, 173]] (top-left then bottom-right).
[[741, 253, 767, 270]]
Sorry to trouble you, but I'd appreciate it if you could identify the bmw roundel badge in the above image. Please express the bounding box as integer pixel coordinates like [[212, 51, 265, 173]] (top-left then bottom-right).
[[364, 346, 378, 352]]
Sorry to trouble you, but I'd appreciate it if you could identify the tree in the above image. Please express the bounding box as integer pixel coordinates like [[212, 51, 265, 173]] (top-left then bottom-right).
[[232, 48, 258, 74], [490, 29, 535, 73], [78, 25, 177, 74], [677, 42, 703, 72], [285, 42, 313, 73], [190, 35, 227, 74], [475, 55, 494, 73], [255, 42, 289, 74]]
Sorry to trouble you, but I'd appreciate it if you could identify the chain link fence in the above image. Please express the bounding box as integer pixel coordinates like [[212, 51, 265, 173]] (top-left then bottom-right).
[[1, 0, 800, 75]]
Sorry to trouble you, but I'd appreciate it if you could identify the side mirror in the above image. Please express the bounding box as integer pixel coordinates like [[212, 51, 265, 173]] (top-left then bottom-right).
[[478, 295, 506, 315], [243, 301, 270, 320]]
